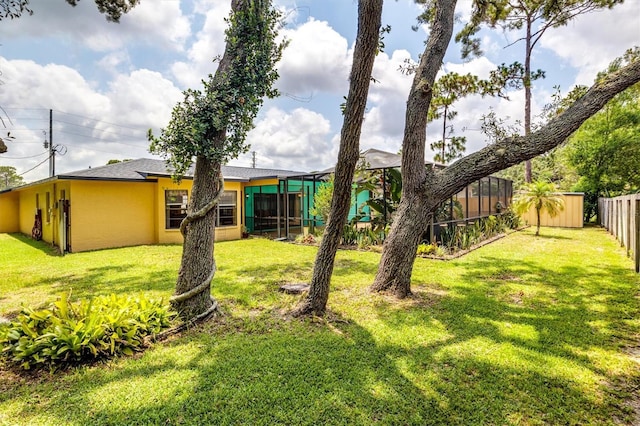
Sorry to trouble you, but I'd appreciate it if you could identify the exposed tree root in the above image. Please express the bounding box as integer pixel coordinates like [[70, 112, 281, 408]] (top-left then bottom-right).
[[145, 298, 220, 344], [179, 172, 224, 237]]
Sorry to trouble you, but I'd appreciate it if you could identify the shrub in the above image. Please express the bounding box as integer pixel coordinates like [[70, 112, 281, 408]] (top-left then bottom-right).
[[416, 243, 445, 257], [341, 222, 387, 248], [295, 234, 317, 245], [0, 293, 174, 370]]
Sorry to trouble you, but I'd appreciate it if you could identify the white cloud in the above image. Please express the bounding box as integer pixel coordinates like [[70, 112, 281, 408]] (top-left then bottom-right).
[[444, 56, 496, 80], [540, 1, 640, 86], [0, 58, 183, 182], [97, 51, 132, 76], [235, 107, 333, 172], [276, 18, 351, 95], [171, 0, 231, 88], [0, 0, 191, 52], [359, 50, 414, 154]]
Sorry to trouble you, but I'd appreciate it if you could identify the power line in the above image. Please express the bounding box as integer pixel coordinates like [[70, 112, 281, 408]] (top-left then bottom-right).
[[17, 155, 51, 177], [0, 151, 48, 159], [53, 109, 147, 132], [3, 107, 152, 134], [53, 120, 145, 138], [56, 129, 149, 148]]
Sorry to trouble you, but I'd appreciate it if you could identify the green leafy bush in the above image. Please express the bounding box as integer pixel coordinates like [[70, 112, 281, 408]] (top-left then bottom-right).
[[416, 243, 445, 257], [439, 211, 520, 254], [0, 293, 174, 370], [341, 222, 387, 249]]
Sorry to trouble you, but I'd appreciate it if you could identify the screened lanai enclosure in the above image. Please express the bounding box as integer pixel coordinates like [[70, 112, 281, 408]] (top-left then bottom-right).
[[243, 149, 513, 243]]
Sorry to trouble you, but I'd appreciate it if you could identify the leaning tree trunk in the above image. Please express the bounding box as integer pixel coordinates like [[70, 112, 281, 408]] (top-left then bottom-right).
[[372, 55, 640, 297], [170, 154, 224, 320], [292, 0, 383, 316], [523, 15, 533, 183], [370, 0, 456, 297]]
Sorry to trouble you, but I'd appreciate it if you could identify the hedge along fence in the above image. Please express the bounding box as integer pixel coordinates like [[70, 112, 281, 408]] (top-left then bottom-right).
[[520, 193, 584, 229], [599, 194, 640, 273]]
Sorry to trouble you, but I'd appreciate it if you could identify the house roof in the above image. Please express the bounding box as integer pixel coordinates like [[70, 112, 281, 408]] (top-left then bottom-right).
[[57, 158, 305, 182], [2, 159, 305, 193], [319, 148, 440, 174]]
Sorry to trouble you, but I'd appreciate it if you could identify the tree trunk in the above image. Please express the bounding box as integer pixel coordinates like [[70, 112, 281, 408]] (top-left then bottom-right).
[[371, 9, 640, 297], [171, 155, 222, 319], [292, 0, 383, 317], [370, 0, 457, 296], [535, 206, 541, 236], [524, 15, 533, 183]]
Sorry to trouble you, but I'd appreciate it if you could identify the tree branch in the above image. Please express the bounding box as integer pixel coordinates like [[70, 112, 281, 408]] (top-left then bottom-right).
[[432, 58, 640, 200]]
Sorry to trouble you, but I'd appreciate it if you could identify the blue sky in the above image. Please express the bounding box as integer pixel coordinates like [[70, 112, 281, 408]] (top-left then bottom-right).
[[0, 0, 638, 181]]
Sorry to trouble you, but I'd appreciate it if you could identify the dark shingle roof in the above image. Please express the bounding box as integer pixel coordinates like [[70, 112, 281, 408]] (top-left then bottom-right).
[[58, 158, 305, 181], [320, 148, 441, 174]]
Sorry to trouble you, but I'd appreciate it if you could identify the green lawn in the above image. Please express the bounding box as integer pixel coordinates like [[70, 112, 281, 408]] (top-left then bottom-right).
[[1, 227, 639, 425]]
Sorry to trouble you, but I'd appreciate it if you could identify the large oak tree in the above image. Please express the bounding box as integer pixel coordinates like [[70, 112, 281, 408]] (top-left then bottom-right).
[[149, 0, 284, 320], [371, 0, 639, 296]]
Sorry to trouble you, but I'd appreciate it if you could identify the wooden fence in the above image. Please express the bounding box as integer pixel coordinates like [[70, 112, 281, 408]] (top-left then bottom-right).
[[598, 194, 640, 273]]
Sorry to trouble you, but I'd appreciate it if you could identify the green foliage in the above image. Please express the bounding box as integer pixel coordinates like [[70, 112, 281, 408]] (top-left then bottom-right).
[[488, 62, 545, 91], [565, 48, 640, 220], [341, 222, 388, 249], [148, 0, 286, 179], [356, 167, 402, 222], [416, 243, 445, 257], [456, 0, 623, 60], [65, 0, 140, 22], [309, 174, 334, 223], [512, 181, 564, 235], [428, 71, 506, 164], [0, 0, 140, 22], [484, 84, 585, 191], [0, 293, 173, 370], [439, 213, 518, 253], [0, 166, 25, 190]]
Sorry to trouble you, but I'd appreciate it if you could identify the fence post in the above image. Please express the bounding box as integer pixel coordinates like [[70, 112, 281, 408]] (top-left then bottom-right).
[[635, 199, 639, 273]]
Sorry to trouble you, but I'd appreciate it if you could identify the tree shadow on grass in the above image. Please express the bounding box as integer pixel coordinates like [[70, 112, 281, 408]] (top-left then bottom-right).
[[365, 254, 640, 424], [20, 265, 176, 307], [6, 233, 60, 256], [2, 260, 637, 425], [1, 314, 449, 425]]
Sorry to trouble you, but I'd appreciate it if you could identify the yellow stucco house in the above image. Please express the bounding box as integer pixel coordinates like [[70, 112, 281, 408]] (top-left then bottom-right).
[[0, 159, 303, 253]]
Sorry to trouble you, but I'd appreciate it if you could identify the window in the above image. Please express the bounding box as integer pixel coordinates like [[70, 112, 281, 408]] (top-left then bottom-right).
[[46, 192, 51, 223], [165, 190, 188, 229], [217, 191, 237, 227]]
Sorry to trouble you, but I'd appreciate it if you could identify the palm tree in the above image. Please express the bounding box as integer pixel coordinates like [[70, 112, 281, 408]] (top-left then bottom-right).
[[513, 181, 564, 236]]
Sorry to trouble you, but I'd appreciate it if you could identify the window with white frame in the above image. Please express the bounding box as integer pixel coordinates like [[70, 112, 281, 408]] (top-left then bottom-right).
[[217, 191, 237, 227], [165, 190, 188, 229]]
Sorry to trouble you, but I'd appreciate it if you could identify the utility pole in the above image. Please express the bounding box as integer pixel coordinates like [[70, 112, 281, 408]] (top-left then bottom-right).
[[49, 109, 54, 177], [252, 151, 256, 168]]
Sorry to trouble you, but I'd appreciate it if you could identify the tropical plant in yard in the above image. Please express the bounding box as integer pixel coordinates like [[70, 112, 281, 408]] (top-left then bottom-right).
[[309, 174, 334, 224], [0, 292, 173, 370], [513, 181, 564, 236]]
